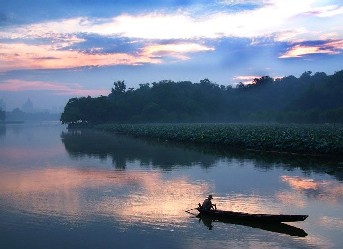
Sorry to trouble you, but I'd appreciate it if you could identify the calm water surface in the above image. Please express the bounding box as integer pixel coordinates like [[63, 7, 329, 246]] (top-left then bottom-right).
[[0, 123, 342, 249]]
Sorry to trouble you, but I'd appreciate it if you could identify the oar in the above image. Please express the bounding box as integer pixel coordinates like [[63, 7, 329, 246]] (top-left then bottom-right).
[[185, 208, 197, 213], [185, 208, 199, 216]]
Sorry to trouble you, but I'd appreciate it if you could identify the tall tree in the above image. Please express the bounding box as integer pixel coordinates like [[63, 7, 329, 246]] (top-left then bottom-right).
[[111, 80, 126, 95]]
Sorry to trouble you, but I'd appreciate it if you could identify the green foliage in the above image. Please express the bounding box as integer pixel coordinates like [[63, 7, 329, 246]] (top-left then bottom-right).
[[60, 96, 111, 124], [60, 70, 343, 125], [111, 80, 126, 95], [97, 123, 343, 156]]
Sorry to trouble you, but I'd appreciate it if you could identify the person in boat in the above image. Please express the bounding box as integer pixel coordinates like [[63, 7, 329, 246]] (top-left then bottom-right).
[[201, 195, 216, 211]]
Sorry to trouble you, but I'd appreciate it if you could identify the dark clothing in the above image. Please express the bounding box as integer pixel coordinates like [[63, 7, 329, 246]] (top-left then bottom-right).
[[201, 198, 213, 211]]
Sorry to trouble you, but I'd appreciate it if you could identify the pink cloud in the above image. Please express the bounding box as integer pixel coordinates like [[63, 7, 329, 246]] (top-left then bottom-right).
[[0, 79, 109, 96], [0, 40, 214, 72], [142, 43, 214, 60], [279, 39, 343, 58], [0, 43, 160, 72], [232, 75, 261, 84]]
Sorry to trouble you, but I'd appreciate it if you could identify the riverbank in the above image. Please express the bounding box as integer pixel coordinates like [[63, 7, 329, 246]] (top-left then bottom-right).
[[96, 123, 343, 157]]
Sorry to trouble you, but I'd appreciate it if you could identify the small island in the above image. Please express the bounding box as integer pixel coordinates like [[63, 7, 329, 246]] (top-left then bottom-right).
[[60, 70, 343, 157]]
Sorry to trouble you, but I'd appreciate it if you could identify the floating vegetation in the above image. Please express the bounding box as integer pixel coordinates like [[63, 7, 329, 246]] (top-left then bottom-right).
[[97, 123, 343, 156]]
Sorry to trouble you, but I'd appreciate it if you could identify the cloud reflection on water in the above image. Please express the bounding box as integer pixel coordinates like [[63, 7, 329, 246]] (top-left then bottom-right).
[[280, 175, 343, 204], [0, 167, 209, 228], [319, 216, 343, 230], [0, 147, 63, 162]]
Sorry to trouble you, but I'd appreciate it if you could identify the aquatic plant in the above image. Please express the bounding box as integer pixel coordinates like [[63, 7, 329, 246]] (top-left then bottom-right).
[[97, 123, 343, 156]]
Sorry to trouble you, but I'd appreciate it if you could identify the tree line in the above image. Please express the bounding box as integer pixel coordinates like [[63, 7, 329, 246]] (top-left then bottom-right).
[[60, 70, 343, 125]]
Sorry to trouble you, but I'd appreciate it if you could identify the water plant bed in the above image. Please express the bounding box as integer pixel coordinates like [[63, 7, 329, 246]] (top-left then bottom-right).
[[97, 123, 343, 156]]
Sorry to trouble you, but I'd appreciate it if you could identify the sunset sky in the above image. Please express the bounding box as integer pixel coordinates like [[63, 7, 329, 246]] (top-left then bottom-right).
[[1, 0, 343, 111]]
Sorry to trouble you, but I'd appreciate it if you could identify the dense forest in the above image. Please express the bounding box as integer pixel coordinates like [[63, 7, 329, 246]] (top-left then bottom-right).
[[60, 70, 343, 125]]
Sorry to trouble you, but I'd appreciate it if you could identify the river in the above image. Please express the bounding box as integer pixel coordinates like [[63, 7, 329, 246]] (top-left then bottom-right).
[[0, 123, 342, 249]]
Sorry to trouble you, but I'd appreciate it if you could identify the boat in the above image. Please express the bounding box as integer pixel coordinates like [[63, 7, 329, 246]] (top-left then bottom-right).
[[196, 213, 308, 237], [196, 207, 308, 223]]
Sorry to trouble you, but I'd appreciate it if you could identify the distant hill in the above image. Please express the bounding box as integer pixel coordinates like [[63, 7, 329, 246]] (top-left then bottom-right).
[[5, 108, 61, 122]]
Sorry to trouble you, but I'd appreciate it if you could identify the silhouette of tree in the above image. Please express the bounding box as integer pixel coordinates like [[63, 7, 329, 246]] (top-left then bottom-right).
[[111, 80, 126, 95], [60, 70, 343, 125]]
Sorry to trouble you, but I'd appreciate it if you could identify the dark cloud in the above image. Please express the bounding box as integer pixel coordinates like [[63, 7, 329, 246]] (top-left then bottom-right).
[[295, 40, 332, 47], [33, 57, 60, 60], [301, 39, 343, 52], [61, 34, 144, 54], [61, 34, 215, 56]]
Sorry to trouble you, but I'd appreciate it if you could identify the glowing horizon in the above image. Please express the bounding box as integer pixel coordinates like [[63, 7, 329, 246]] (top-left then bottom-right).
[[0, 0, 342, 110]]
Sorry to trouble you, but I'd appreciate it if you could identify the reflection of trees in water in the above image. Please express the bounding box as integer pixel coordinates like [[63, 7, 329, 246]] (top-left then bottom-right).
[[0, 125, 5, 137], [61, 129, 343, 180], [197, 143, 343, 181], [61, 129, 219, 170]]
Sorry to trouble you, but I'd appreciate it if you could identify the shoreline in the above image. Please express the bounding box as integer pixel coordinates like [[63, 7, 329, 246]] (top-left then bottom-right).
[[92, 123, 343, 158]]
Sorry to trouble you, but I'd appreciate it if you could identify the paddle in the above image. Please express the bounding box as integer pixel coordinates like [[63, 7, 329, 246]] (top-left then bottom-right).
[[185, 208, 197, 213], [185, 208, 199, 217]]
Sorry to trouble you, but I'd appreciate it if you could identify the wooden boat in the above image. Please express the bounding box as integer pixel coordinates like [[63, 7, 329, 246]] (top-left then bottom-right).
[[196, 207, 308, 223], [196, 213, 308, 237]]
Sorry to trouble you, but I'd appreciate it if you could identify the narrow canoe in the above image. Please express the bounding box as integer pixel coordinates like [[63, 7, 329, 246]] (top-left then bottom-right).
[[197, 208, 308, 223], [196, 213, 308, 237]]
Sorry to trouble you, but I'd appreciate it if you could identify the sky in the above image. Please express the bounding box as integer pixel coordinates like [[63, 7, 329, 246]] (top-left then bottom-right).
[[0, 0, 343, 112]]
